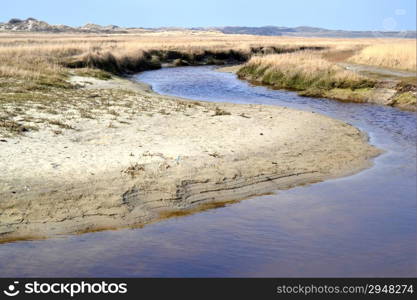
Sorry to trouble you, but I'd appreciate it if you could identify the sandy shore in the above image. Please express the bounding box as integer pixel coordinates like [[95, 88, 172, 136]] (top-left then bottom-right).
[[0, 75, 380, 242]]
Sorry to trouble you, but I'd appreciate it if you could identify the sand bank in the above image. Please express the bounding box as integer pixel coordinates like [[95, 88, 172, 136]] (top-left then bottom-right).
[[0, 75, 380, 242]]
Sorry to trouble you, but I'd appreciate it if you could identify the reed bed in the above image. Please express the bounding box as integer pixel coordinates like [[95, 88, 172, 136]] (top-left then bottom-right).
[[349, 42, 416, 71], [238, 51, 374, 91]]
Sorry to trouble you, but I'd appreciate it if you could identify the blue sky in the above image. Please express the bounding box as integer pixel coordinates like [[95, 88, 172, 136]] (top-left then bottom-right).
[[1, 0, 416, 30]]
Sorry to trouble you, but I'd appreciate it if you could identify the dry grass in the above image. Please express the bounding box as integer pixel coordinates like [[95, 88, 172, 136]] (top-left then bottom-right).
[[213, 106, 231, 116], [0, 31, 413, 88], [0, 32, 319, 84], [0, 31, 415, 133], [349, 42, 416, 71], [238, 51, 374, 90]]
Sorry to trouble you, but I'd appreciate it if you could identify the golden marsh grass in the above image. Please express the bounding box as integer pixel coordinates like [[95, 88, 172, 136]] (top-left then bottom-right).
[[0, 31, 414, 95], [0, 31, 414, 82], [349, 42, 416, 71], [239, 51, 373, 90]]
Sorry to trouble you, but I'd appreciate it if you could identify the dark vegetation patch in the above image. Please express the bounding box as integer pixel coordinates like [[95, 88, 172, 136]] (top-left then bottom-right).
[[64, 46, 327, 76]]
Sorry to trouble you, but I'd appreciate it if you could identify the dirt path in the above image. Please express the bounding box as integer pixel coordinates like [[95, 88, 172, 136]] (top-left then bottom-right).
[[338, 62, 416, 79]]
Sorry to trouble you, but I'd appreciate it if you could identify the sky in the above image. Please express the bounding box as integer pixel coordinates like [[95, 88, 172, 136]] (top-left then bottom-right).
[[1, 0, 416, 31]]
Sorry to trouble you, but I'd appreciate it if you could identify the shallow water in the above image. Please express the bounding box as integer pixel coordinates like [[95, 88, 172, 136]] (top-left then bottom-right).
[[0, 66, 415, 277]]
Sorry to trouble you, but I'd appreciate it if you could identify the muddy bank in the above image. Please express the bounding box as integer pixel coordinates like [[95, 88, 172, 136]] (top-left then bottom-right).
[[0, 75, 380, 242]]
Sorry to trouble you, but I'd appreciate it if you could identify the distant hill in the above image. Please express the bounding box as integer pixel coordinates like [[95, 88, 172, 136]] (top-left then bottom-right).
[[0, 18, 415, 38], [205, 26, 417, 38], [0, 18, 130, 33]]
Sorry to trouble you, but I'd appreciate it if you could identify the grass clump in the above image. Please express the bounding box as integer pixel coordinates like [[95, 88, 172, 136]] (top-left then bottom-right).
[[390, 92, 416, 107], [238, 51, 376, 93], [68, 51, 161, 74], [0, 118, 38, 135], [123, 163, 145, 178], [324, 88, 372, 103], [213, 106, 231, 116]]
